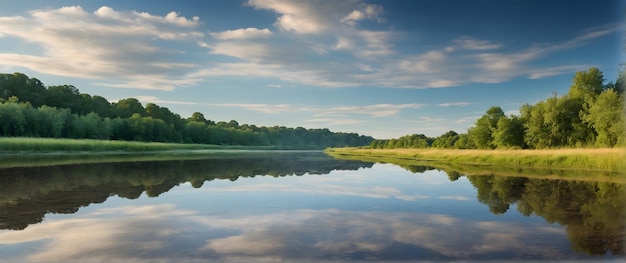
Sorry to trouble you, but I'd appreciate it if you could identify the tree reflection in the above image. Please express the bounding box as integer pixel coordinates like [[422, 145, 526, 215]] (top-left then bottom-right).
[[336, 155, 625, 256], [467, 175, 625, 256], [0, 152, 373, 230]]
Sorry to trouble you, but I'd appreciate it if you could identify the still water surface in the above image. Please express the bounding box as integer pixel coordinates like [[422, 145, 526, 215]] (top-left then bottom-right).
[[0, 151, 624, 262]]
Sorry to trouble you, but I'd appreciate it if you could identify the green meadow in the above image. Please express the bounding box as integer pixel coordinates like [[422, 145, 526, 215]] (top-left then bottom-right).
[[325, 147, 625, 172]]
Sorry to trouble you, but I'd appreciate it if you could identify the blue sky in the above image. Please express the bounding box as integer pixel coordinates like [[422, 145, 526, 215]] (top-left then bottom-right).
[[0, 0, 622, 139]]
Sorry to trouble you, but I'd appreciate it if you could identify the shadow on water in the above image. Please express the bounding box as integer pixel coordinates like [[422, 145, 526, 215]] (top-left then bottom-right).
[[330, 153, 626, 256], [0, 151, 373, 231]]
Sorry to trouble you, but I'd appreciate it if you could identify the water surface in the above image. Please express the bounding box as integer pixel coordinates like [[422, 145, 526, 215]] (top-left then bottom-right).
[[0, 151, 623, 262]]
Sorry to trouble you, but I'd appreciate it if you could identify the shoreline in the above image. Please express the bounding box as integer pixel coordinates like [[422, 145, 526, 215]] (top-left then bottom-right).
[[325, 147, 626, 172]]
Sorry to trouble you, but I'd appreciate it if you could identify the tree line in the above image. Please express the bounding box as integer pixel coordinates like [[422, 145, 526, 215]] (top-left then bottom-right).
[[0, 73, 373, 149], [370, 67, 625, 149]]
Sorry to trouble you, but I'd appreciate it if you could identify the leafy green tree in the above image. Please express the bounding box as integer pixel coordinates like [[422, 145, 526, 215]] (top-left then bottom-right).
[[468, 106, 505, 149], [189, 112, 215, 125], [432, 130, 459, 148], [568, 67, 605, 99], [67, 112, 110, 139], [582, 89, 624, 147], [453, 133, 471, 149], [492, 115, 525, 149], [38, 106, 71, 138], [114, 98, 146, 118], [0, 101, 26, 136], [90, 95, 113, 118], [0, 73, 46, 107], [45, 85, 81, 113]]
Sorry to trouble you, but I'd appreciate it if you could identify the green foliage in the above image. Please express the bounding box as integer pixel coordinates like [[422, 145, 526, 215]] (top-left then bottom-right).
[[368, 134, 433, 149], [0, 73, 46, 107], [582, 88, 624, 147], [432, 130, 459, 148], [367, 67, 623, 150], [469, 106, 505, 149], [0, 72, 373, 149], [492, 115, 525, 148]]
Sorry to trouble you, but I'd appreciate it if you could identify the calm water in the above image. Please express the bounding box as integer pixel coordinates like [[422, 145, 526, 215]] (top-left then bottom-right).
[[0, 151, 624, 262]]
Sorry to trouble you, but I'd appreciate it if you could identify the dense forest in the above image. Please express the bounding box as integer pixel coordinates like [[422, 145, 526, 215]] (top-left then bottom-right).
[[0, 73, 373, 149], [369, 67, 625, 149]]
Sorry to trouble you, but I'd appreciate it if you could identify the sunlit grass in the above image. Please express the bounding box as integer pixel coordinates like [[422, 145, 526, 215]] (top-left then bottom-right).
[[325, 147, 626, 172], [0, 137, 276, 153]]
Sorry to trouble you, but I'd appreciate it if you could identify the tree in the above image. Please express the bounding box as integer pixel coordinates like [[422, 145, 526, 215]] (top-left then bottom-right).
[[189, 112, 215, 125], [0, 101, 26, 136], [469, 106, 505, 149], [114, 98, 146, 118], [497, 116, 524, 148], [0, 73, 46, 106], [582, 89, 624, 147], [432, 130, 459, 148], [492, 115, 525, 148], [568, 67, 605, 99], [45, 85, 81, 112]]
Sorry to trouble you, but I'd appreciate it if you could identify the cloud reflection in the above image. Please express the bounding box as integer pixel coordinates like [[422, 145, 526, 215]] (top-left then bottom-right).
[[0, 204, 575, 262]]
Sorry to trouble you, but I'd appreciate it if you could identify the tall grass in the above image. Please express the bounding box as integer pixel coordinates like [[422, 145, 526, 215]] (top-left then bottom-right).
[[325, 147, 626, 172], [0, 137, 277, 153]]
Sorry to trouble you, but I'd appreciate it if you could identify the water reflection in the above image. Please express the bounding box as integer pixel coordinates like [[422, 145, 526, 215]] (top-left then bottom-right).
[[370, 158, 626, 257], [0, 204, 572, 262], [468, 175, 625, 256], [0, 151, 373, 230], [0, 151, 624, 261]]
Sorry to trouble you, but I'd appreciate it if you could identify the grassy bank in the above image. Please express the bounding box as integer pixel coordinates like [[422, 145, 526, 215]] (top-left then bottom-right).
[[0, 137, 278, 153], [325, 147, 625, 172]]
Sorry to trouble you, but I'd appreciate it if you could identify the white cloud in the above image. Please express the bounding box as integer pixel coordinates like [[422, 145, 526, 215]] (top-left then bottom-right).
[[0, 4, 617, 93], [210, 27, 271, 40], [0, 6, 204, 90], [454, 37, 502, 50], [437, 102, 473, 107], [340, 4, 383, 26], [527, 65, 589, 79], [315, 103, 426, 117], [246, 0, 333, 33], [131, 96, 425, 119]]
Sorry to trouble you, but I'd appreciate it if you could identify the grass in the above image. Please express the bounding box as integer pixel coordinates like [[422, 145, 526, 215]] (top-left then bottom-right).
[[325, 147, 626, 172], [0, 137, 278, 153], [328, 152, 626, 184]]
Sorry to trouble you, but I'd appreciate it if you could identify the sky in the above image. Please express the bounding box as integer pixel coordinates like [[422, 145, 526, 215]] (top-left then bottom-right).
[[0, 0, 623, 139]]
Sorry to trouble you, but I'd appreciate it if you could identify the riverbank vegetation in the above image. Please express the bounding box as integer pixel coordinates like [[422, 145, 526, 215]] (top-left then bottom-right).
[[0, 73, 373, 149], [325, 147, 625, 172], [368, 67, 624, 150], [0, 137, 282, 154]]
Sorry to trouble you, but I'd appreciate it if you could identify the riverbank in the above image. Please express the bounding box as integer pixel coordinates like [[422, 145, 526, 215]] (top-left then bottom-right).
[[324, 147, 625, 172], [0, 137, 280, 153]]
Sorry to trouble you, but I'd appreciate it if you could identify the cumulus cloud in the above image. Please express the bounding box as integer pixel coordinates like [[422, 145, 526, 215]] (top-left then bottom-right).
[[246, 0, 382, 33], [210, 27, 271, 40], [0, 5, 204, 90], [340, 4, 384, 26], [0, 3, 618, 92]]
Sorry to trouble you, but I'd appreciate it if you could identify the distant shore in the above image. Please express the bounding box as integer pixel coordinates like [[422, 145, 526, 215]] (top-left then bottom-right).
[[325, 147, 625, 172]]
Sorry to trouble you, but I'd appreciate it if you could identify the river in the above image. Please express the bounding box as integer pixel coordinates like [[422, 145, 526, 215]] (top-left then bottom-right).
[[0, 151, 623, 262]]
